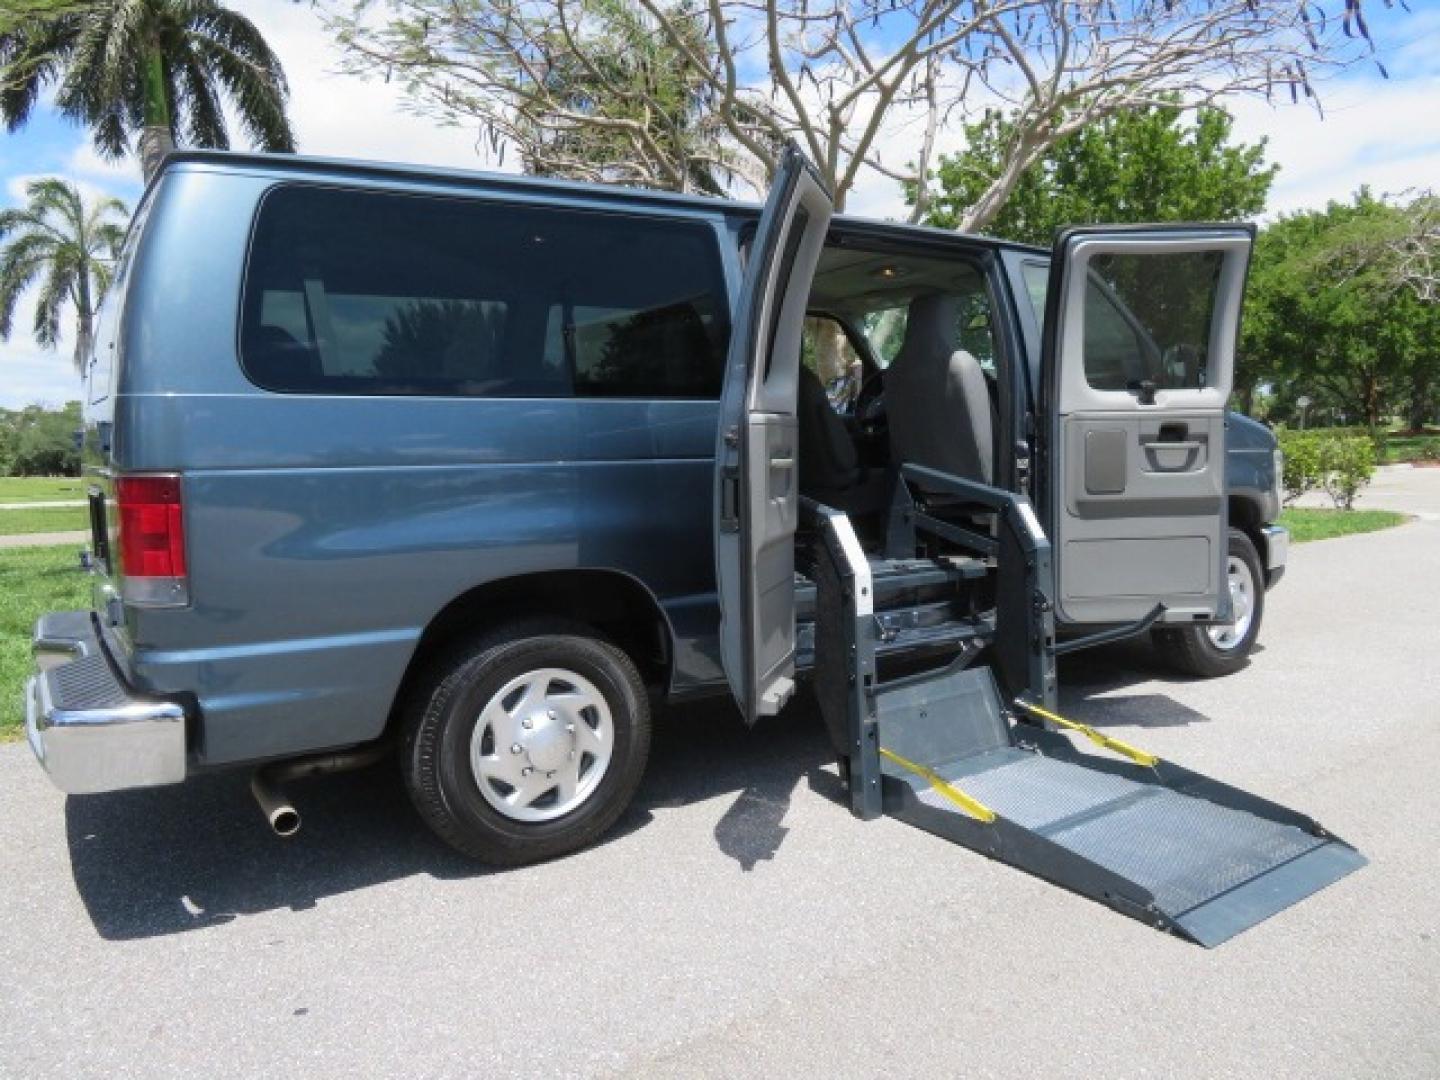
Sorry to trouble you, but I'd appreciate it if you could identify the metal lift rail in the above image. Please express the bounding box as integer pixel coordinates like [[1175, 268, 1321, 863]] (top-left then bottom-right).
[[803, 465, 1365, 947]]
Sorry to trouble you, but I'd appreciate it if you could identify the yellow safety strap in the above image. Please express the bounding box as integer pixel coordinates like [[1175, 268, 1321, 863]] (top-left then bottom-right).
[[1013, 700, 1160, 768], [878, 747, 997, 823]]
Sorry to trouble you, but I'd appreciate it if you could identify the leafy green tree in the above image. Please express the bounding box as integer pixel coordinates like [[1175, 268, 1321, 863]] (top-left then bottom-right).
[[0, 177, 127, 373], [0, 0, 294, 181], [1244, 192, 1440, 429], [5, 402, 82, 476], [917, 101, 1277, 246]]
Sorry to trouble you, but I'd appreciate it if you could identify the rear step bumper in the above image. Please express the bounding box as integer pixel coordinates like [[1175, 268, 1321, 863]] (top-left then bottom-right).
[[26, 610, 187, 795]]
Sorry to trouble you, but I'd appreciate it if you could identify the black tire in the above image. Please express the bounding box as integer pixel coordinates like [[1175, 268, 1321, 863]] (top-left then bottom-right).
[[1152, 528, 1265, 678], [402, 620, 651, 865]]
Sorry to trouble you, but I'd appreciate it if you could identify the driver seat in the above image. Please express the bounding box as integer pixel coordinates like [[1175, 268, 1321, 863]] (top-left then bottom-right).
[[884, 293, 995, 490], [797, 365, 890, 522]]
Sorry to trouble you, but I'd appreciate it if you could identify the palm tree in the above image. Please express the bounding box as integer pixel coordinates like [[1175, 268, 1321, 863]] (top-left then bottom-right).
[[0, 177, 128, 374], [0, 0, 294, 182]]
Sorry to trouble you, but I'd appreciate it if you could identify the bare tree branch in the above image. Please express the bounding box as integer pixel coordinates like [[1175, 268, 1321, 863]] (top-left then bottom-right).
[[328, 0, 1376, 220]]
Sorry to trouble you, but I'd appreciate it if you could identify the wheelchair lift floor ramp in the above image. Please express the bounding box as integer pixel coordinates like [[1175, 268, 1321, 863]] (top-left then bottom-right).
[[878, 673, 1366, 947]]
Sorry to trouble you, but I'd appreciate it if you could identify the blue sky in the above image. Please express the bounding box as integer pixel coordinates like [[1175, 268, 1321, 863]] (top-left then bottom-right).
[[2, 0, 1437, 410]]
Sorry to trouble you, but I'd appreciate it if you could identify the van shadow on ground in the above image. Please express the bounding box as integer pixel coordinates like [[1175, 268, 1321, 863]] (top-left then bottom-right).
[[65, 641, 1212, 942], [1056, 635, 1232, 730], [63, 695, 839, 942]]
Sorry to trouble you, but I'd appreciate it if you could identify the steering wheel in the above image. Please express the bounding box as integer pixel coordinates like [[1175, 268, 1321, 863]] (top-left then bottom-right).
[[854, 371, 887, 426]]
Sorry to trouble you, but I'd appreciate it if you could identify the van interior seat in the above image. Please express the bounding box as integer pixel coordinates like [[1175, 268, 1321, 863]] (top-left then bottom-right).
[[797, 364, 890, 523], [883, 293, 995, 491]]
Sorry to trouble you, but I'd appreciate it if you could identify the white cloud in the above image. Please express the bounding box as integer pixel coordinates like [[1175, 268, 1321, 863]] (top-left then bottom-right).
[[0, 253, 89, 410], [230, 0, 505, 172], [66, 142, 141, 190], [0, 297, 83, 410], [0, 344, 82, 409], [1229, 70, 1440, 217]]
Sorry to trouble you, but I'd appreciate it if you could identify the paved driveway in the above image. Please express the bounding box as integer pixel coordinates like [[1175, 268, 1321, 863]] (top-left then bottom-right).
[[3, 475, 1438, 1079]]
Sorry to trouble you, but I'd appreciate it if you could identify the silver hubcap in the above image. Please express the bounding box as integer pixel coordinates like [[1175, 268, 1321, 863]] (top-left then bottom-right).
[[1207, 555, 1256, 651], [469, 667, 614, 823]]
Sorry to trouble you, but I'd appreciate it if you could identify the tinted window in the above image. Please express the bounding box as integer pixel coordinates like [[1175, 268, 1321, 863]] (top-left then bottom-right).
[[1019, 254, 1222, 392], [857, 286, 997, 375], [1084, 251, 1221, 392], [801, 316, 864, 412], [1020, 261, 1049, 322], [241, 186, 727, 398]]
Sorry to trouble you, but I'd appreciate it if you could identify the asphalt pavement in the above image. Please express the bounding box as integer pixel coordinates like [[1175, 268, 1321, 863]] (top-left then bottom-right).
[[2, 470, 1437, 1079]]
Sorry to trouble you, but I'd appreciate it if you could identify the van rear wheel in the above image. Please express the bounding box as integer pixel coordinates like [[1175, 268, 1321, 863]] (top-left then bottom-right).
[[403, 621, 651, 865]]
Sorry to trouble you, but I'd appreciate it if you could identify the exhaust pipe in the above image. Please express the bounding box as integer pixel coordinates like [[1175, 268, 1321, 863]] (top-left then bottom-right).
[[251, 771, 302, 836], [250, 745, 391, 837]]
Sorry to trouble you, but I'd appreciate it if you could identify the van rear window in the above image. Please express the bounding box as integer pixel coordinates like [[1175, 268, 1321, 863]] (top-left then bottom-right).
[[239, 185, 728, 398]]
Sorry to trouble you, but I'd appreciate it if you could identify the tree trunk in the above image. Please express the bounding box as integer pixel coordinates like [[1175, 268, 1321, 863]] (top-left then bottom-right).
[[1236, 380, 1255, 417], [72, 316, 93, 378], [139, 44, 173, 182], [1361, 372, 1382, 429], [72, 272, 94, 377], [138, 125, 175, 182], [1408, 365, 1435, 432]]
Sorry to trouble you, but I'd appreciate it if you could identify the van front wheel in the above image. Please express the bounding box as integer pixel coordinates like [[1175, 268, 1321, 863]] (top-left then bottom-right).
[[403, 621, 651, 865], [1151, 528, 1265, 678]]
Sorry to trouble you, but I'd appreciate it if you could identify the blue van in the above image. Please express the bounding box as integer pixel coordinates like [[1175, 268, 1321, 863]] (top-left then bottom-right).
[[27, 147, 1290, 872]]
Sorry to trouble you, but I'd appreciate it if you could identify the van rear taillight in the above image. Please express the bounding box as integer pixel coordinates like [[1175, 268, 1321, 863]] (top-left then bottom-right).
[[116, 474, 189, 606]]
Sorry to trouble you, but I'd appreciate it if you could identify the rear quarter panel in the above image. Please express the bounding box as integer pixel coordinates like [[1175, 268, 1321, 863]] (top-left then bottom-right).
[[115, 165, 731, 766]]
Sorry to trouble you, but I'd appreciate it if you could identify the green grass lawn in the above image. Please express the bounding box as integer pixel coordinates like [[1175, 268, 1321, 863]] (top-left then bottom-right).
[[0, 477, 87, 503], [1279, 507, 1408, 543], [1380, 429, 1440, 464], [0, 506, 87, 536], [1, 545, 92, 742]]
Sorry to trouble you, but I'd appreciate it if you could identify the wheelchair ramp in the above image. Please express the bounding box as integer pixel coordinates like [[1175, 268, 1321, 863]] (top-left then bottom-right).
[[878, 671, 1366, 947]]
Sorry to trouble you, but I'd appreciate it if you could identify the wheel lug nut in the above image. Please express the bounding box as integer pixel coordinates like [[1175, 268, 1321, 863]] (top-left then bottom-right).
[[521, 718, 533, 730], [521, 767, 533, 777], [546, 770, 556, 779], [565, 723, 575, 734]]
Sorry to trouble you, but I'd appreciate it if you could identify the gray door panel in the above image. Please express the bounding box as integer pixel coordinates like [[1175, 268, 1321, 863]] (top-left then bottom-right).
[[715, 147, 833, 722], [1045, 227, 1253, 626]]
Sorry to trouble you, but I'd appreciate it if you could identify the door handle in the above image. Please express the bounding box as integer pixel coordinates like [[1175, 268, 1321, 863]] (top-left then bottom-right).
[[769, 455, 795, 470], [720, 466, 740, 530], [1146, 440, 1202, 453]]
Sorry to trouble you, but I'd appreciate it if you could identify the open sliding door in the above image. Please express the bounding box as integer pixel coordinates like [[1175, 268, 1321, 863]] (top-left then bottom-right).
[[714, 146, 833, 722]]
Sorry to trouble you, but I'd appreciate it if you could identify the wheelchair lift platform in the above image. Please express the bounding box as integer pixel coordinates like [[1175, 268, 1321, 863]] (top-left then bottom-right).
[[803, 467, 1364, 947]]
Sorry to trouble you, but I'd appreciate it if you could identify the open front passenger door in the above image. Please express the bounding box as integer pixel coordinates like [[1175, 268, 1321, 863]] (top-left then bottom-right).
[[714, 146, 834, 723], [1042, 226, 1254, 627]]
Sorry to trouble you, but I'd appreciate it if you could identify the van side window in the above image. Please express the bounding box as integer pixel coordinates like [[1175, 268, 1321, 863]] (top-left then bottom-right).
[[240, 186, 728, 398], [1018, 255, 1219, 392]]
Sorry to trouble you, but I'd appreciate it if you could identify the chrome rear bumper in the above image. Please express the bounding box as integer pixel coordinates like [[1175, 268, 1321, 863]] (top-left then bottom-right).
[[26, 611, 187, 795]]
